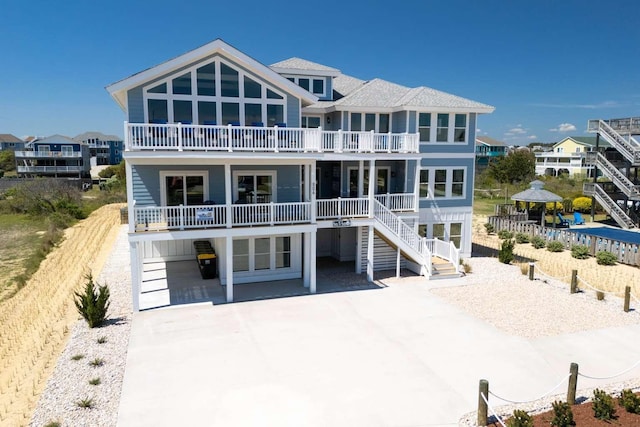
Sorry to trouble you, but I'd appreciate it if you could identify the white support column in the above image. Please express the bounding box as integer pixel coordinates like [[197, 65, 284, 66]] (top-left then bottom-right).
[[396, 246, 401, 278], [303, 165, 310, 202], [367, 225, 374, 282], [125, 160, 135, 233], [310, 162, 316, 223], [414, 159, 421, 212], [358, 160, 364, 197], [355, 226, 362, 274], [225, 163, 232, 228], [368, 159, 375, 218], [303, 232, 310, 288], [129, 241, 140, 312], [225, 236, 233, 302], [310, 231, 317, 293]]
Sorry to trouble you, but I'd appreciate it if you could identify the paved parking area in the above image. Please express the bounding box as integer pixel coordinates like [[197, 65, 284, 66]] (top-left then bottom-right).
[[118, 276, 640, 426]]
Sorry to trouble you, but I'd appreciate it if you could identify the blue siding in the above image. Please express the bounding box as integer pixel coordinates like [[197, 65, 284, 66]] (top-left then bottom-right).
[[323, 76, 333, 101], [392, 112, 407, 132], [286, 95, 300, 127], [408, 111, 417, 133], [34, 142, 81, 152], [127, 87, 144, 123]]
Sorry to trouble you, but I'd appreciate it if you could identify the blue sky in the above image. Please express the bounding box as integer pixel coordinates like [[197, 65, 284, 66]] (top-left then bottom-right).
[[2, 0, 638, 145]]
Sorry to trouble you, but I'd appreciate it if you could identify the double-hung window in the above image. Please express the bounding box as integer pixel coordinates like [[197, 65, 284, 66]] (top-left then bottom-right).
[[419, 168, 466, 199]]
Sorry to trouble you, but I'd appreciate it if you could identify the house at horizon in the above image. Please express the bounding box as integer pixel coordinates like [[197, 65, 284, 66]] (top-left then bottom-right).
[[106, 39, 494, 311], [475, 136, 506, 172], [73, 131, 124, 166], [15, 134, 91, 179], [534, 136, 611, 177], [0, 134, 25, 151]]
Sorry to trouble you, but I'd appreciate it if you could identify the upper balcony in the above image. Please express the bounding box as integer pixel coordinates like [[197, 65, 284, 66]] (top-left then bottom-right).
[[125, 123, 419, 155], [15, 151, 82, 159]]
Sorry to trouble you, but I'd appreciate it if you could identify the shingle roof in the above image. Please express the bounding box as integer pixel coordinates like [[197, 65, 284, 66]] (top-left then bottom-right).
[[0, 134, 23, 143], [270, 57, 340, 73], [334, 78, 411, 108], [555, 136, 611, 148], [511, 180, 562, 203], [73, 131, 122, 142], [476, 136, 505, 147], [332, 74, 366, 99], [399, 86, 494, 111]]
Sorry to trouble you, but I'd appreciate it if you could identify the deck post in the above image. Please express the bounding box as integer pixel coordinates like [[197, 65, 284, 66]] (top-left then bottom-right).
[[367, 225, 374, 282], [225, 236, 233, 303], [310, 231, 317, 294], [225, 163, 232, 228], [368, 159, 375, 218], [130, 241, 140, 312], [303, 232, 310, 288]]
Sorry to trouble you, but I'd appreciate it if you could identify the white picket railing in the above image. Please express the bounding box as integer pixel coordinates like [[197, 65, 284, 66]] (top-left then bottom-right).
[[125, 123, 419, 154], [424, 237, 460, 270], [374, 193, 416, 211], [316, 198, 369, 219]]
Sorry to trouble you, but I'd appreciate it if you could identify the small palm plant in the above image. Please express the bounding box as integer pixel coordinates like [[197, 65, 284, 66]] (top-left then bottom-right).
[[74, 273, 110, 328]]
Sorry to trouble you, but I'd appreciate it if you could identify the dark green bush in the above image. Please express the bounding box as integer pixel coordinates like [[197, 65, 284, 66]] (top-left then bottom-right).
[[531, 236, 546, 249], [515, 233, 530, 244], [546, 241, 564, 252], [498, 229, 514, 240], [550, 400, 574, 427], [498, 239, 515, 264], [619, 389, 640, 413], [570, 244, 590, 259], [484, 223, 495, 234], [593, 388, 616, 421], [596, 251, 617, 265], [74, 274, 110, 328], [506, 409, 533, 427]]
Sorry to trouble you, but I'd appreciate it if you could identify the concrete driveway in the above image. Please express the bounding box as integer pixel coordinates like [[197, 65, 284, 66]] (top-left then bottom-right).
[[118, 277, 640, 426]]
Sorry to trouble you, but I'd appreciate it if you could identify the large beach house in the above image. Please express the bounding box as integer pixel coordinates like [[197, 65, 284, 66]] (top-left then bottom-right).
[[107, 39, 494, 310]]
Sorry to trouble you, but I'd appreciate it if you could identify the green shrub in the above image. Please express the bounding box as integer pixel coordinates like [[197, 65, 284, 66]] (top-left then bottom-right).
[[497, 229, 514, 240], [531, 236, 546, 249], [498, 239, 515, 264], [619, 389, 640, 413], [596, 251, 617, 265], [484, 222, 495, 234], [74, 274, 110, 328], [593, 388, 616, 420], [75, 397, 95, 409], [570, 244, 590, 259], [573, 196, 592, 212], [43, 422, 61, 427], [89, 357, 104, 367], [515, 233, 530, 244], [506, 409, 533, 427], [89, 377, 101, 386], [546, 241, 564, 252], [550, 400, 574, 427]]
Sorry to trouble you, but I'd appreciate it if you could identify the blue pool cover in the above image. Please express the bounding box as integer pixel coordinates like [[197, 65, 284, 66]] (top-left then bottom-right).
[[573, 227, 640, 245]]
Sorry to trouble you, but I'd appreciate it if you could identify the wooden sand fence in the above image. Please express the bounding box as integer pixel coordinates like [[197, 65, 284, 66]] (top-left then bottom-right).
[[0, 204, 123, 426]]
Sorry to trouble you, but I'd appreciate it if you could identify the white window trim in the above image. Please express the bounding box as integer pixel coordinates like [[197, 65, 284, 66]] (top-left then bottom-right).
[[302, 115, 323, 129], [346, 166, 391, 195], [348, 112, 391, 133], [418, 113, 469, 145], [143, 57, 287, 126], [232, 170, 277, 203], [419, 167, 467, 199], [232, 235, 298, 273], [419, 221, 463, 246], [282, 75, 326, 97], [159, 170, 209, 206]]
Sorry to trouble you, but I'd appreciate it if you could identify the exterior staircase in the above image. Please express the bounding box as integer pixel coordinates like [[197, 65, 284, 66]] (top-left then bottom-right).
[[372, 200, 461, 278], [588, 119, 640, 165], [584, 152, 640, 200], [583, 183, 636, 229], [430, 257, 461, 280]]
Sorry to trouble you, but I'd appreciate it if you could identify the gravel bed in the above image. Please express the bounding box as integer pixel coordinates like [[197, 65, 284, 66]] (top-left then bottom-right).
[[30, 226, 132, 427]]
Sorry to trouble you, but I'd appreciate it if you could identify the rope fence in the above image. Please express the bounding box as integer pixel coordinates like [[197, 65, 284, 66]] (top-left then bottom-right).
[[526, 262, 637, 312], [477, 359, 640, 426]]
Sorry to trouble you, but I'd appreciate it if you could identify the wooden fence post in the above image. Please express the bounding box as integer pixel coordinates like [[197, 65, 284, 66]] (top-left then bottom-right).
[[567, 362, 578, 405], [570, 270, 578, 294], [624, 286, 631, 312], [478, 379, 489, 426], [529, 263, 535, 281]]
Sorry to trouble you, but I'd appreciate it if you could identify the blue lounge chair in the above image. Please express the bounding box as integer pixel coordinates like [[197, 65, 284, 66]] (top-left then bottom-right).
[[573, 212, 585, 225], [557, 213, 573, 227]]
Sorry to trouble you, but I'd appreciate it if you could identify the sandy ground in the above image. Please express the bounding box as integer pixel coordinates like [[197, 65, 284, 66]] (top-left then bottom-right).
[[0, 204, 124, 426], [471, 214, 640, 299]]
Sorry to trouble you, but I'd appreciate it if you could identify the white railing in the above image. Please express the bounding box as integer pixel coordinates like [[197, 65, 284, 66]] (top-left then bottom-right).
[[16, 165, 84, 173], [374, 193, 416, 211], [316, 198, 369, 219], [125, 123, 419, 154], [585, 152, 640, 198], [583, 183, 635, 229], [133, 202, 310, 231], [589, 120, 640, 164], [424, 238, 460, 272], [372, 200, 432, 275], [14, 151, 82, 158]]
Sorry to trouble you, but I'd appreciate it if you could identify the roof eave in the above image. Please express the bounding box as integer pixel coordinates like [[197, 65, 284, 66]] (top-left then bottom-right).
[[271, 67, 341, 77]]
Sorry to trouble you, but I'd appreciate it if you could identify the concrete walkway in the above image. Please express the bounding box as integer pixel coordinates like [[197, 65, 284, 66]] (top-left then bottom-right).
[[118, 276, 640, 426]]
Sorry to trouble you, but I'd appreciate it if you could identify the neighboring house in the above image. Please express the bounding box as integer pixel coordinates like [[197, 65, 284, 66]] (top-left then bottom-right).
[[475, 136, 506, 172], [15, 134, 91, 178], [535, 136, 611, 177], [73, 132, 123, 165], [106, 39, 494, 311], [0, 134, 25, 151]]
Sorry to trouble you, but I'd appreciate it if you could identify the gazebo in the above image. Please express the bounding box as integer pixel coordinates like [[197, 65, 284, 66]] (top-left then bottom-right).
[[511, 180, 563, 227]]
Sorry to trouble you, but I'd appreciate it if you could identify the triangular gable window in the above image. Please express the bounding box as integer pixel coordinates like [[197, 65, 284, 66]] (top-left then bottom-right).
[[148, 83, 167, 94]]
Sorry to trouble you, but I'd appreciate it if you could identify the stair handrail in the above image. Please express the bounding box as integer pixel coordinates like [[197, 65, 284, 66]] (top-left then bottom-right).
[[584, 183, 635, 229], [586, 152, 640, 197], [372, 200, 432, 275], [594, 120, 640, 164]]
